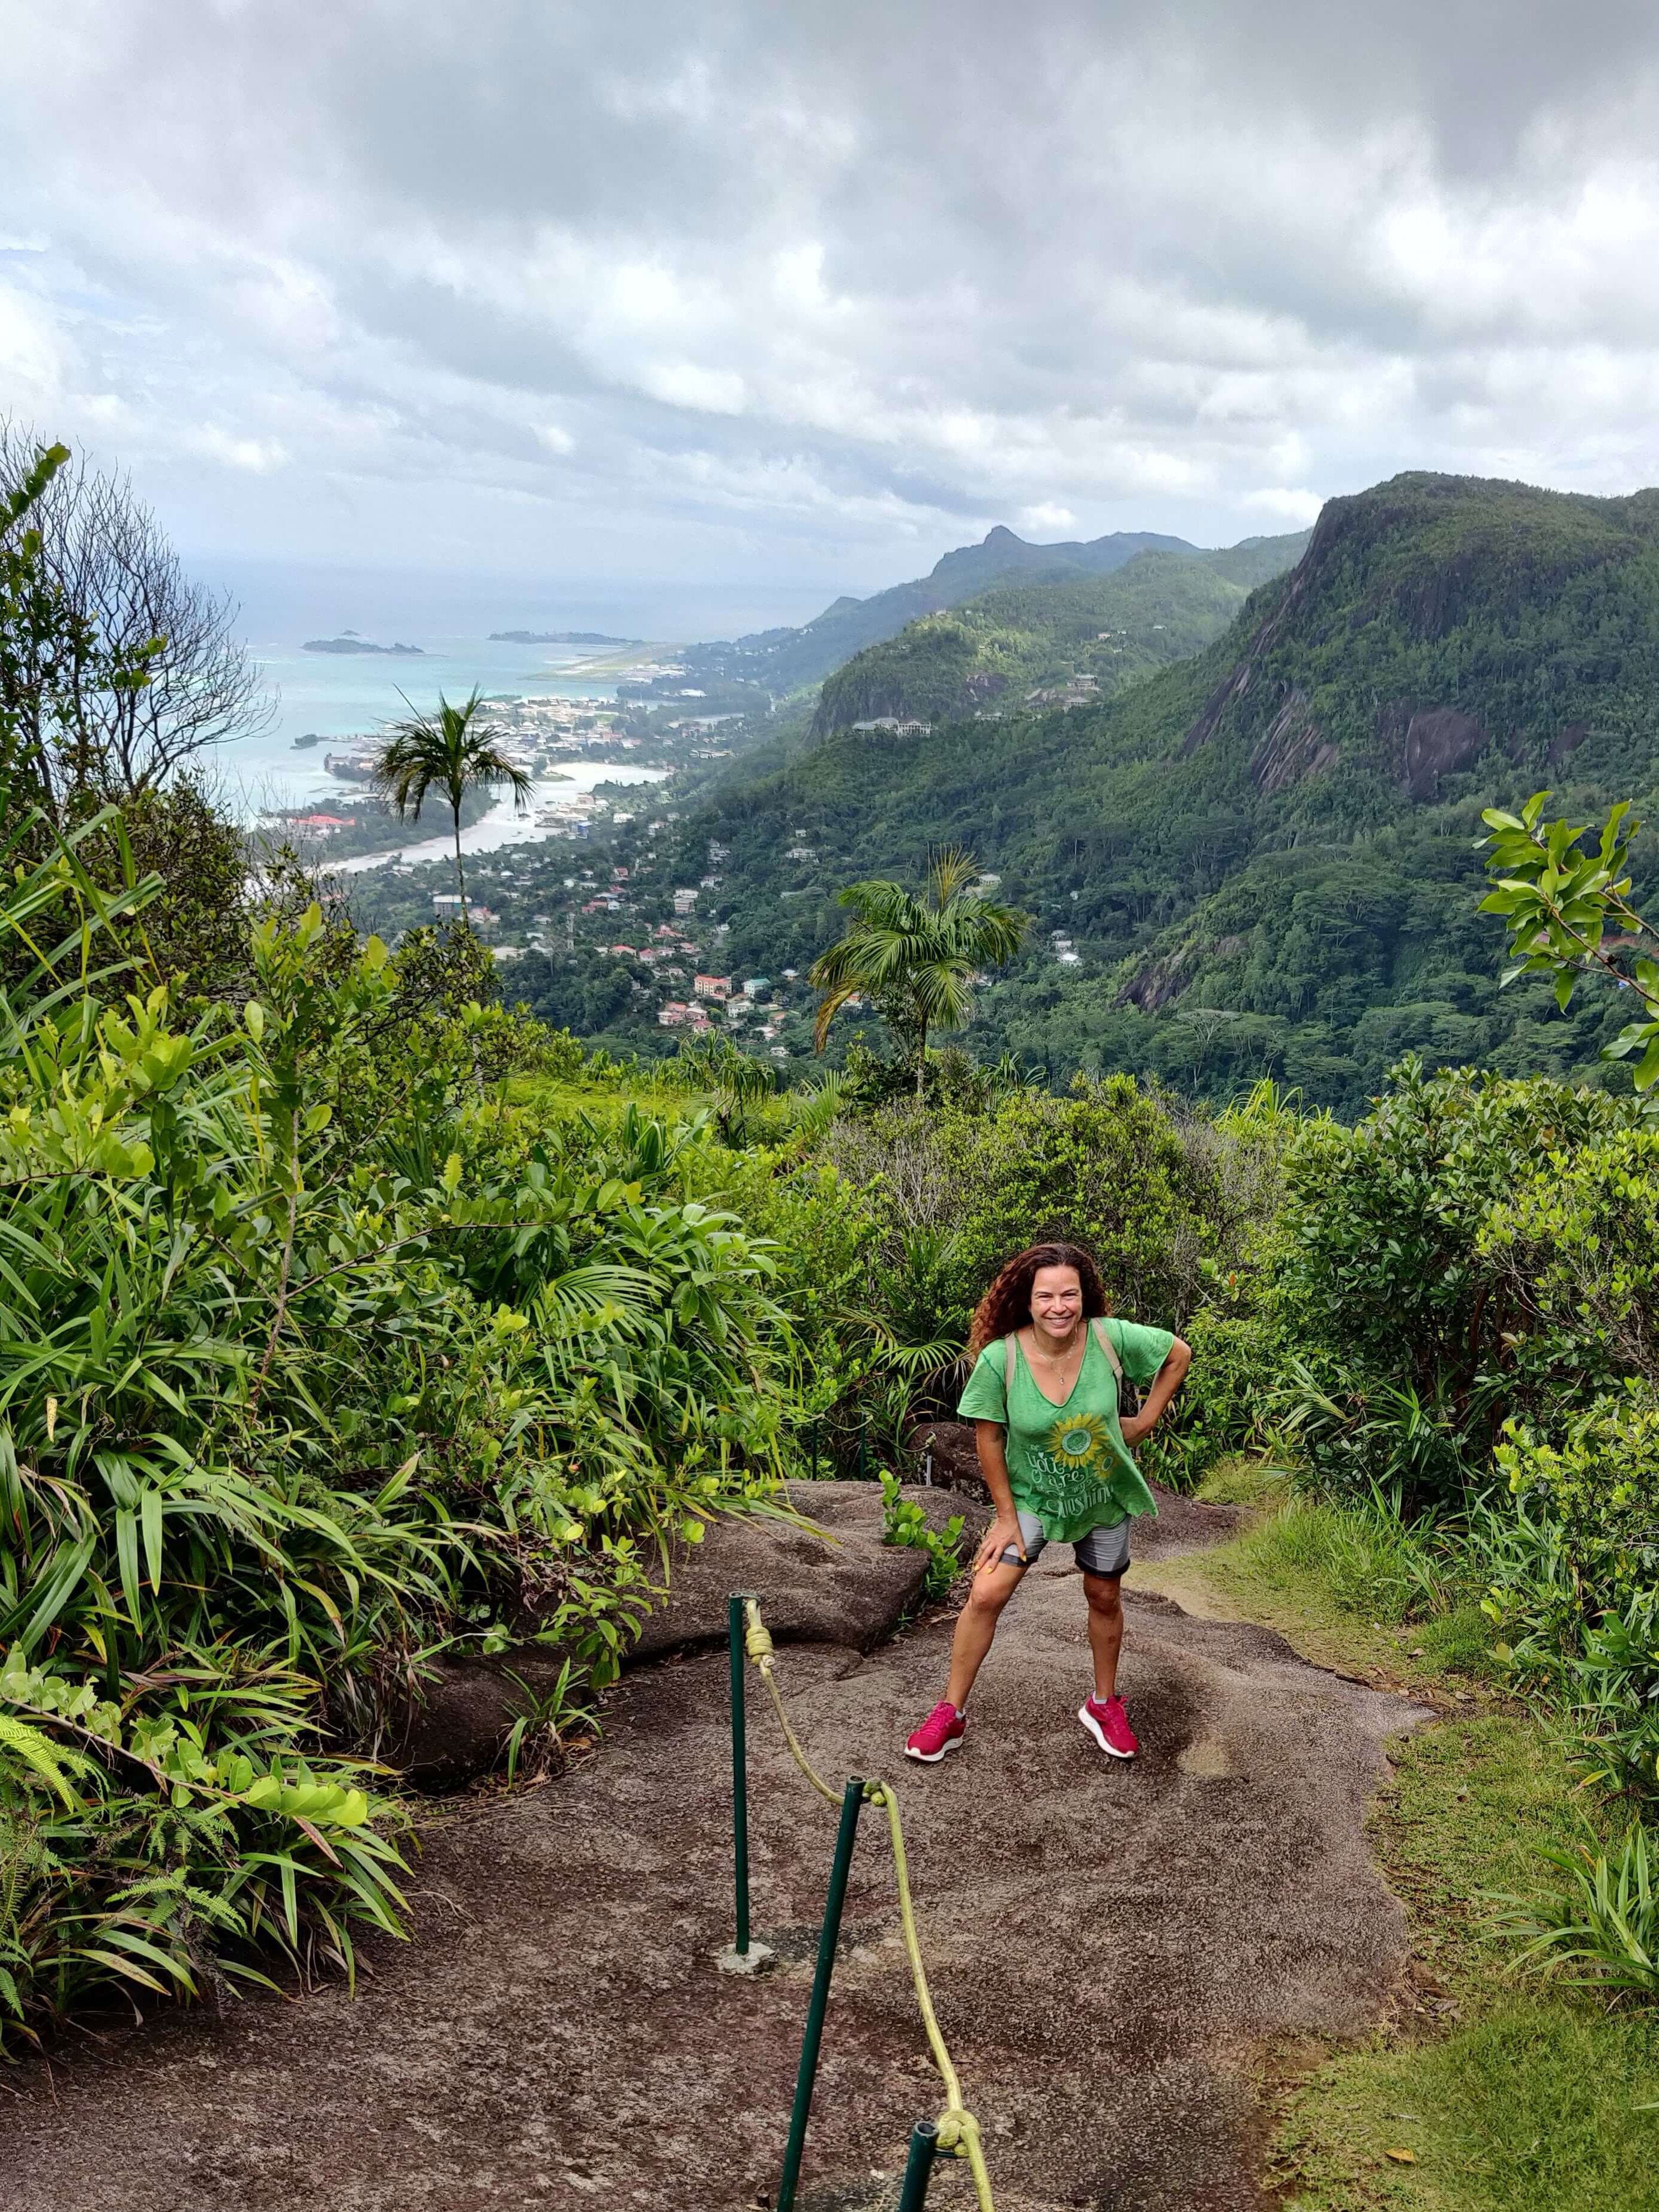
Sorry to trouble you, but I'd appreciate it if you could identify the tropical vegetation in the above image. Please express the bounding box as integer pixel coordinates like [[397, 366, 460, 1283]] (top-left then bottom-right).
[[808, 847, 1028, 1093], [0, 794, 809, 2041], [484, 472, 1658, 1102], [5, 418, 1659, 2212], [810, 547, 1274, 735], [374, 688, 533, 922]]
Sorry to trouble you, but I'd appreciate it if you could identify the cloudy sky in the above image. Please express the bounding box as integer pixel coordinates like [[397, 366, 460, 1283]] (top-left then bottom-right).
[[4, 0, 1659, 606]]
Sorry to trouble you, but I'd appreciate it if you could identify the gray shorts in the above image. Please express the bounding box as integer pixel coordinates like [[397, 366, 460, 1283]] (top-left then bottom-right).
[[1000, 1510, 1130, 1579]]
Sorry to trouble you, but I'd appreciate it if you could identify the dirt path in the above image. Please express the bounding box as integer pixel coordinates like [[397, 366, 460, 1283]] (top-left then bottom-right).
[[1, 1492, 1431, 2212]]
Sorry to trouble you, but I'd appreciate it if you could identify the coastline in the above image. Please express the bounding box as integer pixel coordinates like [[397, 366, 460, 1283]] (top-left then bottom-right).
[[330, 764, 670, 871]]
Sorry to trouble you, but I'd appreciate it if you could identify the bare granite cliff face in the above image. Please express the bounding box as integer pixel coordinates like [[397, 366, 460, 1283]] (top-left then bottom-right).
[[1374, 700, 1492, 801]]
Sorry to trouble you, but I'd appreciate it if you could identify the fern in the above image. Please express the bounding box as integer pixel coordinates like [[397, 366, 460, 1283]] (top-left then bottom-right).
[[0, 1715, 84, 1808]]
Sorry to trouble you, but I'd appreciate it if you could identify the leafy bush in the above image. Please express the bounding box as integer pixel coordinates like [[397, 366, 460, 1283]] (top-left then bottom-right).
[[1495, 1387, 1659, 1620], [1273, 1059, 1638, 1504], [1479, 1129, 1659, 1387], [0, 802, 792, 2045], [827, 1072, 1289, 1331], [878, 1471, 966, 1602], [1141, 1307, 1284, 1491], [1273, 1363, 1498, 1509], [942, 1074, 1214, 1320]]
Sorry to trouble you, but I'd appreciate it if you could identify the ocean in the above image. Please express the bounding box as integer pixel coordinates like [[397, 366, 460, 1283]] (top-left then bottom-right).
[[191, 558, 851, 819], [227, 634, 634, 815]]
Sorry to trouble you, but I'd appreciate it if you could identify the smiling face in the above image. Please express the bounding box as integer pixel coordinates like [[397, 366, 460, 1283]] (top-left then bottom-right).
[[1029, 1263, 1083, 1343]]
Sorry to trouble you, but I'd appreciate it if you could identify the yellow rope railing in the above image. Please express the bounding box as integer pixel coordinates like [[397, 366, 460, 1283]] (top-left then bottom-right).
[[744, 1602, 842, 1806], [742, 1599, 996, 2212]]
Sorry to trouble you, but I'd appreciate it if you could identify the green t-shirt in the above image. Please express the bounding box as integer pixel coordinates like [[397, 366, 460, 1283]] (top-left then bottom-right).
[[956, 1318, 1175, 1542]]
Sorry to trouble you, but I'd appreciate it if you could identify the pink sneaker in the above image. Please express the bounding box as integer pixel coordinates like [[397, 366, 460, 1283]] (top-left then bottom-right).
[[905, 1701, 966, 1763], [1079, 1694, 1138, 1760]]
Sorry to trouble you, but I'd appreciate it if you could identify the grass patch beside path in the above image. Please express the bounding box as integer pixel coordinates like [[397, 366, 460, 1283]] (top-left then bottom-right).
[[1272, 2003, 1659, 2212], [1179, 1472, 1498, 1689], [1145, 1466, 1659, 2212]]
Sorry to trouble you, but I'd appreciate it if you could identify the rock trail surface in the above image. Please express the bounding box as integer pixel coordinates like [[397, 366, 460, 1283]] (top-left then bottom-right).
[[0, 1483, 1431, 2212]]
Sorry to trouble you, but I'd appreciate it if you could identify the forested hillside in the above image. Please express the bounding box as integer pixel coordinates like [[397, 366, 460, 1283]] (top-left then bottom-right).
[[684, 521, 1203, 693], [811, 541, 1304, 735], [633, 473, 1659, 1114]]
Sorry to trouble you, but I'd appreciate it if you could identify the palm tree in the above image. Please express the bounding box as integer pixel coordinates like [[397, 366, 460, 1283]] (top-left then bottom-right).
[[373, 688, 533, 925], [810, 848, 1028, 1097]]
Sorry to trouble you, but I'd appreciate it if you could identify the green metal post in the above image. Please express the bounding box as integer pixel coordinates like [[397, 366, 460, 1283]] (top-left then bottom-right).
[[777, 1776, 864, 2212], [896, 2121, 940, 2211], [729, 1593, 750, 1956]]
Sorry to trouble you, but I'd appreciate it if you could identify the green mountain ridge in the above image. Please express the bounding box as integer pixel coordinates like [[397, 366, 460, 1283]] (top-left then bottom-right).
[[660, 472, 1659, 1112], [685, 521, 1206, 693], [810, 538, 1308, 736]]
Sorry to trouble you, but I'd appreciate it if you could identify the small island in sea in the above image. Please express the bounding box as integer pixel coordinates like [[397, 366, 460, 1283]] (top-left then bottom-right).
[[303, 633, 426, 655], [489, 630, 640, 646]]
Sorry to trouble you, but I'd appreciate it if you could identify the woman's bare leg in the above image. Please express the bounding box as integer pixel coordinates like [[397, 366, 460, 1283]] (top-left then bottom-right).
[[1082, 1571, 1124, 1700], [944, 1558, 1026, 1708]]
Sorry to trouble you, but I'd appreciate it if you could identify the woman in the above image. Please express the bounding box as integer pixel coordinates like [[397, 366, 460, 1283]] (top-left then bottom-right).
[[905, 1242, 1190, 1764]]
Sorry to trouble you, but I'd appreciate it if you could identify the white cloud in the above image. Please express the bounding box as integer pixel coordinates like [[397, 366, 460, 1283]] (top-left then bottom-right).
[[3, 1, 1659, 587], [0, 278, 65, 400], [638, 362, 749, 415], [1241, 487, 1326, 525], [190, 426, 288, 473]]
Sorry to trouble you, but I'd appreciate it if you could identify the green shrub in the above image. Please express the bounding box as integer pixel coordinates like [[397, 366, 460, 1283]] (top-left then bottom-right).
[[878, 1471, 966, 1602], [828, 1071, 1290, 1327], [1273, 1059, 1639, 1505], [945, 1074, 1215, 1320], [1479, 1128, 1659, 1387], [1494, 1386, 1659, 1617], [1274, 1362, 1499, 1509], [0, 805, 793, 2045], [1142, 1306, 1285, 1490], [1278, 1059, 1634, 1390]]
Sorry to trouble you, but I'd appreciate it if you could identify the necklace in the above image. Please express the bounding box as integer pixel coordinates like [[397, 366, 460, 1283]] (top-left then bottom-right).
[[1028, 1329, 1082, 1365]]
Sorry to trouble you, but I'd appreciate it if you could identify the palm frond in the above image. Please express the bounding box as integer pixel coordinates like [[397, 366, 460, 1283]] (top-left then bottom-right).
[[809, 850, 1029, 1066]]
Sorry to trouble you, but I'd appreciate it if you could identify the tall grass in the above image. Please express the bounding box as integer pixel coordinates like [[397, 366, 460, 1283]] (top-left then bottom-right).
[[1218, 1487, 1454, 1626], [1496, 1826, 1659, 1998]]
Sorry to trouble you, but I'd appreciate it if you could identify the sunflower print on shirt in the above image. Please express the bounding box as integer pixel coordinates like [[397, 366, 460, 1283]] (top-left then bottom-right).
[[1044, 1410, 1113, 1470], [1023, 1409, 1122, 1522]]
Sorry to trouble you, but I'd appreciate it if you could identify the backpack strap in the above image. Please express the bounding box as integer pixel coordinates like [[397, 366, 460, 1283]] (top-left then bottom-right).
[[1090, 1315, 1124, 1383], [1004, 1330, 1019, 1396]]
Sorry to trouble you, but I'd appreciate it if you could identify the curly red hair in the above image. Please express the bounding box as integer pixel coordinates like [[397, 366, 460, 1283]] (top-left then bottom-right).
[[966, 1242, 1110, 1361]]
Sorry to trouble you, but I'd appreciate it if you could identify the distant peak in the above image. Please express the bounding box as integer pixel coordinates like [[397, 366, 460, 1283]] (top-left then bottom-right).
[[982, 524, 1023, 545]]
